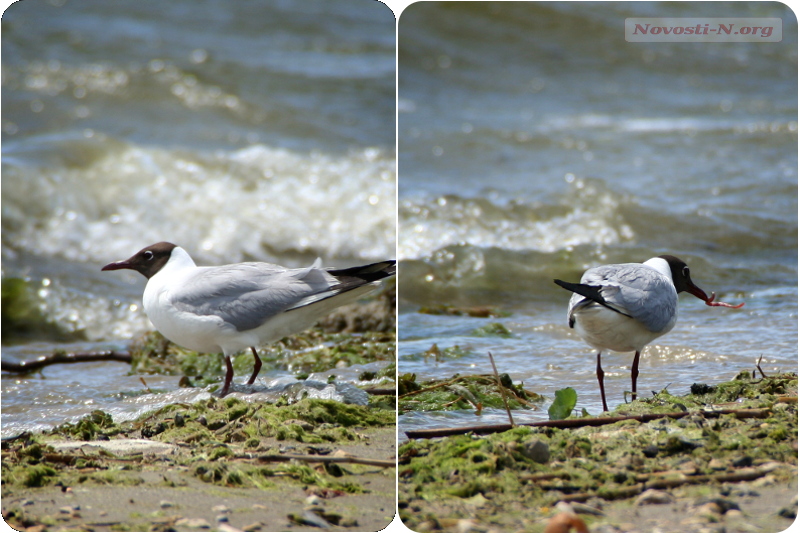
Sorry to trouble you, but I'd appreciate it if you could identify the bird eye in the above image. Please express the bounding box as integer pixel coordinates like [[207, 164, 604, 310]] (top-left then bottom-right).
[[683, 266, 690, 277], [144, 251, 154, 260]]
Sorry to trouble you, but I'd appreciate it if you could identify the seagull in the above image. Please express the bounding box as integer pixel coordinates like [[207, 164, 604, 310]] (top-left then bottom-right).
[[102, 242, 395, 397], [554, 255, 743, 412]]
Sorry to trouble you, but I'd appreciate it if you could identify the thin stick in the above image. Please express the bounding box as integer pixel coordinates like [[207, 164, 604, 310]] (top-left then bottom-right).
[[398, 377, 461, 399], [139, 377, 152, 394], [756, 355, 767, 379], [256, 454, 395, 468], [488, 351, 515, 428], [557, 462, 783, 503], [363, 388, 396, 396], [1, 350, 132, 373], [404, 408, 771, 439]]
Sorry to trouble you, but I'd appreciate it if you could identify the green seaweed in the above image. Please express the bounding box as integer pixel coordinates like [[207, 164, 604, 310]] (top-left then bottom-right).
[[128, 327, 396, 388], [418, 304, 511, 318], [1, 277, 77, 343], [471, 322, 513, 338], [399, 373, 544, 413], [399, 372, 798, 531]]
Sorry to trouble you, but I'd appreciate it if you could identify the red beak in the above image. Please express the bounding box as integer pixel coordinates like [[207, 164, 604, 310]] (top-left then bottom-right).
[[101, 260, 132, 271], [686, 282, 710, 303]]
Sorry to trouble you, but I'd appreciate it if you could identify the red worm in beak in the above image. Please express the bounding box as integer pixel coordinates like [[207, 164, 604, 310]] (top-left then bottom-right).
[[705, 292, 745, 308]]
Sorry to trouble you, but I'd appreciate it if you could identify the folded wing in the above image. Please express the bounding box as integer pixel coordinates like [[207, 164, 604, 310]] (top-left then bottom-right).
[[559, 263, 677, 333], [171, 260, 395, 332]]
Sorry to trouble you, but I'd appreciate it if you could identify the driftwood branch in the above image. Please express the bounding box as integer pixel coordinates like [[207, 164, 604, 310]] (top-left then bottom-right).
[[557, 462, 784, 503], [404, 408, 771, 439], [399, 378, 460, 399], [363, 388, 396, 396], [255, 453, 395, 468], [1, 350, 132, 373]]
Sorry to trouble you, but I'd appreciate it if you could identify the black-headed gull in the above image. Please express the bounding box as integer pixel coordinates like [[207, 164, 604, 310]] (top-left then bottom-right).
[[554, 255, 743, 412], [103, 242, 395, 397]]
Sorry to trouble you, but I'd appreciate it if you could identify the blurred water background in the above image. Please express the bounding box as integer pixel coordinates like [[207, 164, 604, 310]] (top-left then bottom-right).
[[398, 2, 797, 437], [1, 0, 396, 437]]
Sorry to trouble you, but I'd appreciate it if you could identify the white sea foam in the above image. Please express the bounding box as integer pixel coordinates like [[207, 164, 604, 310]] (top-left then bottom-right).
[[2, 133, 396, 264], [398, 176, 634, 261], [2, 133, 395, 341]]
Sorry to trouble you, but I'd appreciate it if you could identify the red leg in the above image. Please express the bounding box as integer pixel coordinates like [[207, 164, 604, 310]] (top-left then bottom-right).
[[220, 355, 234, 397], [631, 350, 641, 401], [247, 346, 262, 385], [596, 352, 609, 412]]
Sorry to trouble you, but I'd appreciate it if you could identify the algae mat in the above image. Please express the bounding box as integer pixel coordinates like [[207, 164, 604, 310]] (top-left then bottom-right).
[[399, 372, 798, 532], [2, 398, 396, 532]]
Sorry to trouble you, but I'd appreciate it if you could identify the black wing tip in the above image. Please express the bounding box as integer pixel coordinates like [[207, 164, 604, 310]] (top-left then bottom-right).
[[554, 279, 586, 294], [554, 278, 572, 290], [328, 260, 396, 282], [555, 279, 633, 319]]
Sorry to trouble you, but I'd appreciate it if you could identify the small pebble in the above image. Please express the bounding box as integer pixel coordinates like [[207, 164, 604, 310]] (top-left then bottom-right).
[[284, 419, 314, 431], [159, 500, 174, 509], [569, 501, 604, 516], [544, 512, 589, 533], [416, 520, 437, 532], [175, 517, 211, 529], [696, 497, 739, 513], [778, 497, 798, 519], [708, 458, 726, 471], [456, 518, 479, 533], [642, 444, 659, 458], [298, 510, 330, 528], [635, 489, 674, 505], [753, 474, 777, 488], [212, 504, 231, 514], [521, 439, 550, 464], [695, 502, 723, 516], [730, 487, 760, 497]]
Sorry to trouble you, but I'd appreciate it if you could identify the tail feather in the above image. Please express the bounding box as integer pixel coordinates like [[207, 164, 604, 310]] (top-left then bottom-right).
[[553, 278, 632, 318], [328, 260, 396, 284], [285, 260, 395, 313]]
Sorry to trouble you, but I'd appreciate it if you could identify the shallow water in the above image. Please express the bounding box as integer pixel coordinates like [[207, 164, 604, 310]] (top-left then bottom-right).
[[397, 2, 797, 438], [1, 0, 396, 437]]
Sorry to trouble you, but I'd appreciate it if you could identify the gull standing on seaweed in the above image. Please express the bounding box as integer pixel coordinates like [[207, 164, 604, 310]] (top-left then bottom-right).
[[554, 255, 743, 412], [103, 242, 395, 397]]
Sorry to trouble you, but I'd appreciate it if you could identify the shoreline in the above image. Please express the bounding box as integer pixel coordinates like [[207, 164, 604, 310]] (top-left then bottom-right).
[[398, 371, 798, 532], [2, 397, 397, 532], [2, 293, 398, 532]]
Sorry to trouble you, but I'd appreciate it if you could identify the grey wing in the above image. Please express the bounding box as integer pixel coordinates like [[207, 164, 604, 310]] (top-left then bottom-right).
[[582, 264, 678, 333], [171, 260, 337, 331]]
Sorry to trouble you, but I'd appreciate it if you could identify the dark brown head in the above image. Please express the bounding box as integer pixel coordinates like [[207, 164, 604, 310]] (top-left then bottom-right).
[[102, 242, 178, 279], [658, 255, 709, 302]]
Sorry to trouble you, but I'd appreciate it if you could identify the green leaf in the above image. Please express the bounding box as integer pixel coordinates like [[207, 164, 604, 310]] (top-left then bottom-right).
[[548, 387, 578, 420]]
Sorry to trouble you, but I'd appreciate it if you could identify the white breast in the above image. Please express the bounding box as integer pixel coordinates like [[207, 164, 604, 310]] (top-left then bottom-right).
[[571, 303, 675, 353], [142, 253, 234, 354]]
